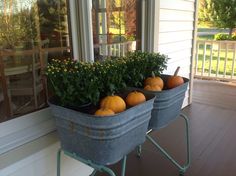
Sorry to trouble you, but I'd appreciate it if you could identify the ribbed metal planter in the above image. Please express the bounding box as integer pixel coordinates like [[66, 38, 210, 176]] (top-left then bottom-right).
[[129, 75, 189, 130], [49, 91, 155, 165], [146, 75, 189, 130]]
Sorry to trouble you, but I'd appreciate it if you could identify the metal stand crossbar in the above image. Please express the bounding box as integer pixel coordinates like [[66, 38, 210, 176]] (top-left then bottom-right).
[[57, 148, 127, 176], [138, 113, 190, 175]]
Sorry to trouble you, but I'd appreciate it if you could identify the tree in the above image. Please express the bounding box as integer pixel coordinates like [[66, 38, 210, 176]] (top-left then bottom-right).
[[0, 0, 38, 49], [210, 0, 236, 36], [37, 0, 68, 47], [198, 0, 213, 26]]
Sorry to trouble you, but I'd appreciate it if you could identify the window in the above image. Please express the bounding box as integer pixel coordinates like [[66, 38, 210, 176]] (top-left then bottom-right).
[[0, 0, 71, 122], [0, 0, 148, 154], [92, 0, 142, 60]]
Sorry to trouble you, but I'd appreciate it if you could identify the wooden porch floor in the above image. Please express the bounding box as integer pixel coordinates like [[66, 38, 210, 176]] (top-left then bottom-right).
[[96, 80, 236, 176]]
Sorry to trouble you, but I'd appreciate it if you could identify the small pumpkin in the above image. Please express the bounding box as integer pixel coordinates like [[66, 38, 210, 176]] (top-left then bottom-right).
[[94, 108, 115, 116], [125, 91, 146, 107], [100, 95, 126, 113], [144, 72, 164, 89], [144, 84, 162, 91], [166, 66, 184, 89]]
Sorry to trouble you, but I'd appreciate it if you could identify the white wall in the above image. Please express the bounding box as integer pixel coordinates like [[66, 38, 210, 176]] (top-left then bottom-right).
[[154, 0, 196, 107]]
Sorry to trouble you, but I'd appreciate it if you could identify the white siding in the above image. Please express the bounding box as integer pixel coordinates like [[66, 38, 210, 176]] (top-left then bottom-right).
[[154, 0, 196, 107], [160, 9, 194, 21], [160, 0, 194, 11], [159, 21, 194, 32]]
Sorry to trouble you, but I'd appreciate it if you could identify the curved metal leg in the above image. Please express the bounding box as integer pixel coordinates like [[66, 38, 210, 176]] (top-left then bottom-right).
[[136, 145, 142, 158], [100, 167, 116, 176], [57, 148, 62, 176], [121, 156, 127, 176], [61, 149, 127, 176], [89, 169, 97, 176], [147, 113, 190, 174], [180, 113, 191, 173]]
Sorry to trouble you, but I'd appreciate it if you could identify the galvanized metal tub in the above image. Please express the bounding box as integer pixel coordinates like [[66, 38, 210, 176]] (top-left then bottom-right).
[[49, 91, 155, 165], [129, 75, 189, 130], [146, 75, 189, 130]]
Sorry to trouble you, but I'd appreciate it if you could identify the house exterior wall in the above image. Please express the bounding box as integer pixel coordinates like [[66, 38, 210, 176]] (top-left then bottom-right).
[[0, 1, 197, 175], [154, 0, 196, 107]]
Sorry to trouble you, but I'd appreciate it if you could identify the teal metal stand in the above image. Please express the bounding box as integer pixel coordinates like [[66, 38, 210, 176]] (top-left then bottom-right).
[[57, 148, 127, 176], [138, 113, 190, 175]]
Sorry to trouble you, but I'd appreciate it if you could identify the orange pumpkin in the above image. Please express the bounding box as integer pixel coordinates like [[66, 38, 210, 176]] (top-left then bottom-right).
[[100, 95, 126, 113], [94, 108, 115, 116], [144, 84, 162, 91], [125, 91, 146, 107], [144, 76, 164, 89], [166, 66, 184, 89]]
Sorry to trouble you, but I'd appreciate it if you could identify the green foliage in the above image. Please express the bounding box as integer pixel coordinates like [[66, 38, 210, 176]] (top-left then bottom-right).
[[232, 35, 236, 40], [0, 0, 68, 49], [95, 51, 168, 95], [0, 3, 37, 49], [37, 0, 68, 46], [46, 51, 169, 107], [123, 51, 168, 87], [46, 59, 100, 106], [199, 0, 236, 36], [210, 0, 236, 33], [94, 58, 127, 96], [198, 0, 214, 27], [214, 33, 229, 40], [214, 33, 236, 40], [198, 0, 236, 36]]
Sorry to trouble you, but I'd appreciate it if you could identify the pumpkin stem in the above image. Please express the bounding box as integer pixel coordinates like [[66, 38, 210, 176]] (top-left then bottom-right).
[[151, 71, 156, 78], [174, 66, 180, 76]]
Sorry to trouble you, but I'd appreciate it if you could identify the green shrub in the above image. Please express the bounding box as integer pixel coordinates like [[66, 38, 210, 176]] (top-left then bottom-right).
[[214, 33, 236, 41], [232, 34, 236, 40], [214, 33, 230, 40], [46, 59, 100, 106], [46, 51, 169, 107], [123, 51, 168, 87], [94, 58, 127, 97]]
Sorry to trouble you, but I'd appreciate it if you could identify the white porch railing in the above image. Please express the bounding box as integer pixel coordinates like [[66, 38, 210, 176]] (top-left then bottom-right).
[[195, 40, 236, 81], [98, 41, 136, 57]]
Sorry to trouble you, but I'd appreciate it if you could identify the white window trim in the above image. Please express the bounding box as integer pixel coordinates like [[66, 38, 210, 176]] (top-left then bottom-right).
[[142, 0, 159, 52], [70, 0, 94, 61], [0, 108, 55, 155]]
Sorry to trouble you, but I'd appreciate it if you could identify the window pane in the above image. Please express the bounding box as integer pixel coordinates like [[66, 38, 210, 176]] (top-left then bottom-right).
[[0, 0, 71, 122], [92, 0, 141, 60]]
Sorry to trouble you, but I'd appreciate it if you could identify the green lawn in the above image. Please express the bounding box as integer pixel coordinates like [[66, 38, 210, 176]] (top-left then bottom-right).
[[197, 35, 215, 40], [196, 46, 236, 76]]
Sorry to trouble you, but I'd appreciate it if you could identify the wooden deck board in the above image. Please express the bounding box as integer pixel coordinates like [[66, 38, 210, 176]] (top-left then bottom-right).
[[96, 101, 236, 176], [193, 79, 236, 110]]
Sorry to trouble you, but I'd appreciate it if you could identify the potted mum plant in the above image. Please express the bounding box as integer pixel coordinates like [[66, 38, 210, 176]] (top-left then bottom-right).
[[123, 51, 189, 130], [46, 57, 156, 170], [124, 52, 191, 175], [46, 59, 100, 109], [123, 51, 168, 88]]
